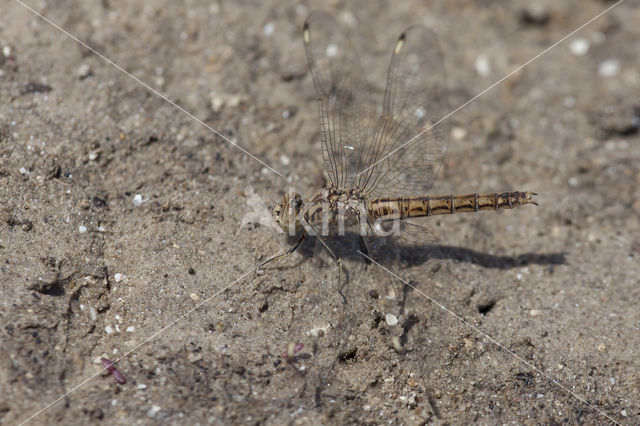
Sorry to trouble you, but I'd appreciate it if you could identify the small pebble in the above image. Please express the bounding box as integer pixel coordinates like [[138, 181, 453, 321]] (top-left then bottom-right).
[[114, 273, 127, 283], [126, 326, 135, 332], [19, 167, 28, 175], [77, 63, 92, 79], [610, 377, 615, 385], [451, 127, 467, 141], [598, 59, 620, 77], [137, 384, 147, 390], [521, 4, 550, 26], [529, 309, 542, 316], [391, 335, 403, 352], [147, 405, 161, 418], [621, 410, 627, 417], [569, 38, 590, 56], [263, 22, 275, 36], [105, 325, 114, 334], [280, 154, 290, 166], [385, 313, 398, 326], [78, 225, 87, 233], [133, 194, 143, 206], [190, 293, 200, 301], [2, 45, 11, 57], [474, 54, 491, 77]]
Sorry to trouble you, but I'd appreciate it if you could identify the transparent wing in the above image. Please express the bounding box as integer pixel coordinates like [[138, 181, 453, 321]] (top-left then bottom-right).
[[363, 221, 443, 264], [357, 25, 449, 197], [303, 11, 375, 188]]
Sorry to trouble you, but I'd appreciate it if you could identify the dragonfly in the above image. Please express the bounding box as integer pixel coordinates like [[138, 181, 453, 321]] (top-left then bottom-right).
[[261, 11, 537, 281]]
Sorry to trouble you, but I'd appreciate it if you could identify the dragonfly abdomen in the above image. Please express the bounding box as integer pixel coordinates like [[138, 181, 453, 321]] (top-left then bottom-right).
[[367, 191, 537, 220]]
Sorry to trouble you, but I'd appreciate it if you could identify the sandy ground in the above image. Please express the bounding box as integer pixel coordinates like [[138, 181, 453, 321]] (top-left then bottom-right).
[[1, 0, 639, 424]]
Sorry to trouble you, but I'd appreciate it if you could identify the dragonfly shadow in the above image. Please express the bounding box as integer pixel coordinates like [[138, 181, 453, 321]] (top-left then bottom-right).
[[421, 245, 567, 270], [281, 233, 566, 273]]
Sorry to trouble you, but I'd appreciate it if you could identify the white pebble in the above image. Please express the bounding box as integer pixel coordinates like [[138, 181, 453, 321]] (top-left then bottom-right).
[[263, 22, 275, 36], [77, 63, 91, 78], [451, 127, 467, 141], [474, 54, 491, 77], [385, 313, 398, 326], [78, 225, 87, 233], [568, 176, 579, 187], [610, 377, 615, 385], [569, 38, 590, 56], [133, 194, 143, 206], [89, 307, 97, 321], [105, 325, 114, 334], [147, 405, 161, 418], [19, 167, 28, 175], [621, 409, 627, 417], [2, 46, 11, 56], [280, 154, 290, 166], [114, 273, 127, 283], [137, 383, 147, 389], [598, 59, 620, 77], [126, 326, 135, 332]]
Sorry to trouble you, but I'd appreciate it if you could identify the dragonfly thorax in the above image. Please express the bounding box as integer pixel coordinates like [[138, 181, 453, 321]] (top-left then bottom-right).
[[272, 187, 368, 236]]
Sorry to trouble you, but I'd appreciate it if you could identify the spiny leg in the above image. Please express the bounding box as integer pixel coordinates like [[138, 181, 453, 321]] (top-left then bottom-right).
[[257, 231, 306, 271]]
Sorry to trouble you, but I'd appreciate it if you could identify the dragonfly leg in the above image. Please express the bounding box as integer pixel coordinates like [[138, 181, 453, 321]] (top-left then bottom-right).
[[359, 235, 372, 264], [257, 231, 306, 271], [312, 232, 347, 303]]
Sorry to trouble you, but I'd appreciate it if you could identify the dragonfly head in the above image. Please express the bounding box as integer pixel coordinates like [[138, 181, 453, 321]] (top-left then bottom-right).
[[273, 192, 304, 232]]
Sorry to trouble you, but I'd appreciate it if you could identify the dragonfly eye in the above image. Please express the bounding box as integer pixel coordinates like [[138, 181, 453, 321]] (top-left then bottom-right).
[[272, 203, 283, 219]]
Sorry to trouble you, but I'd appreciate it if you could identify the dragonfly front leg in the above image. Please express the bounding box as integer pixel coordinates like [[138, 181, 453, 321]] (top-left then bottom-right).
[[258, 231, 306, 271], [311, 232, 347, 304]]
